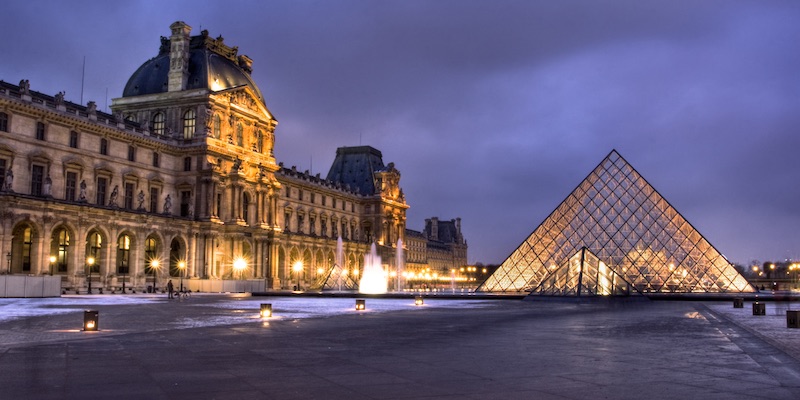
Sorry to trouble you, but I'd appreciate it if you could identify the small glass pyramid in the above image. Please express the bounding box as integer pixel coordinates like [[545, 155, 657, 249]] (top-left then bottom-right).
[[478, 150, 754, 295]]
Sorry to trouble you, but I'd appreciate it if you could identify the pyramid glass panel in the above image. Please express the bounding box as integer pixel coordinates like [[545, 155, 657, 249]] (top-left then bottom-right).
[[478, 150, 754, 295]]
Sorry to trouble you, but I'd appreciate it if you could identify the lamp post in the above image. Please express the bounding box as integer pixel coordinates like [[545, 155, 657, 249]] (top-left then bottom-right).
[[151, 259, 160, 293], [178, 261, 186, 293], [86, 257, 95, 294], [233, 258, 247, 281], [292, 261, 303, 291], [49, 255, 56, 276]]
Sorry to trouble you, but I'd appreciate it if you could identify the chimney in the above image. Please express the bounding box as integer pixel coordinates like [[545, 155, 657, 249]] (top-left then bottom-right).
[[431, 217, 439, 241], [168, 21, 192, 92]]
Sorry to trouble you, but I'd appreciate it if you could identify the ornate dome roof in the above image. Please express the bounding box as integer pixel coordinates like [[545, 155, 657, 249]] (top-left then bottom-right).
[[122, 30, 264, 103]]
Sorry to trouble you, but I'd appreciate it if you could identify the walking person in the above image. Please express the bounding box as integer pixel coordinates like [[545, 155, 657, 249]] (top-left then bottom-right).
[[167, 279, 174, 299]]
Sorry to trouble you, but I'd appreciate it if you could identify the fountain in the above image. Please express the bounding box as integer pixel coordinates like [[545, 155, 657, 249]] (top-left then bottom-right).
[[395, 238, 404, 292], [359, 242, 388, 294], [335, 237, 344, 291]]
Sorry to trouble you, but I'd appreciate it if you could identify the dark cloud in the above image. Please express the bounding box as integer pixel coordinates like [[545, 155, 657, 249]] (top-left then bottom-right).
[[2, 0, 799, 265]]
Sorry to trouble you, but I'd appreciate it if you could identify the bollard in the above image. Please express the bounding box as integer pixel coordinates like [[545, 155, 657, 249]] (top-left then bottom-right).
[[260, 303, 272, 318], [752, 302, 766, 316], [787, 310, 800, 328], [733, 298, 744, 308], [83, 310, 99, 331]]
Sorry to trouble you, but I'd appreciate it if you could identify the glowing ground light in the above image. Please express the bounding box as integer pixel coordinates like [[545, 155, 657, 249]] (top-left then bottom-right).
[[260, 303, 272, 318], [355, 299, 366, 311], [83, 310, 99, 331], [415, 297, 424, 306]]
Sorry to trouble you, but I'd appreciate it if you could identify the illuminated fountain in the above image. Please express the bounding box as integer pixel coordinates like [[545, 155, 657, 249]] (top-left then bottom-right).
[[335, 236, 344, 291], [395, 238, 404, 292], [359, 242, 388, 294]]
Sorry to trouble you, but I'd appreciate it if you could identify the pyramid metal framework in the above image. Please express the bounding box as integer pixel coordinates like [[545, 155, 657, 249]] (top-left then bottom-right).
[[310, 263, 359, 291], [478, 150, 754, 295]]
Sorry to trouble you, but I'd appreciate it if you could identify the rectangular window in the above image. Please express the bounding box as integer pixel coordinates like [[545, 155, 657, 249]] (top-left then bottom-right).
[[31, 165, 44, 196], [152, 152, 159, 167], [124, 183, 134, 209], [69, 131, 79, 148], [149, 187, 159, 213], [216, 193, 222, 217], [311, 192, 315, 204], [299, 189, 303, 201], [285, 186, 290, 197], [127, 146, 135, 162], [180, 190, 191, 217], [65, 172, 77, 201], [310, 215, 316, 235], [183, 157, 191, 171], [100, 138, 108, 155], [36, 122, 45, 141], [0, 112, 8, 132], [96, 177, 107, 205], [284, 211, 291, 232]]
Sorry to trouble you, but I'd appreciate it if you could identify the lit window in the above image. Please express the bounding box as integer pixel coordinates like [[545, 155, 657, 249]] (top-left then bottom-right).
[[152, 112, 165, 136], [236, 123, 243, 146], [213, 114, 221, 138], [183, 109, 196, 139]]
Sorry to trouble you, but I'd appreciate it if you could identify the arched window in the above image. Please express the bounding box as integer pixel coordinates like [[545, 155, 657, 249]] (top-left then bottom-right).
[[117, 235, 130, 274], [56, 228, 70, 273], [236, 123, 244, 147], [169, 239, 183, 277], [182, 109, 196, 139], [22, 227, 33, 272], [152, 112, 165, 136], [242, 192, 250, 223], [145, 237, 158, 275], [213, 114, 221, 139], [87, 232, 101, 274]]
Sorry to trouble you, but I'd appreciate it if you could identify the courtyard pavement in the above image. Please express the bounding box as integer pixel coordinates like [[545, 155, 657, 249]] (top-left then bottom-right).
[[0, 294, 799, 399]]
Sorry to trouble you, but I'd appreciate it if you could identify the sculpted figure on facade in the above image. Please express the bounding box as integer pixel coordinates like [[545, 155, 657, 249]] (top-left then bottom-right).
[[108, 185, 119, 207], [137, 190, 146, 210], [3, 168, 13, 191], [79, 180, 87, 201], [54, 92, 65, 107], [43, 175, 52, 196], [19, 79, 30, 94], [164, 194, 172, 214]]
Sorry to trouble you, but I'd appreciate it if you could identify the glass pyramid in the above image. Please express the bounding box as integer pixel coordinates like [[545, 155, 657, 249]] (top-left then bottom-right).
[[478, 150, 754, 295], [310, 263, 359, 291]]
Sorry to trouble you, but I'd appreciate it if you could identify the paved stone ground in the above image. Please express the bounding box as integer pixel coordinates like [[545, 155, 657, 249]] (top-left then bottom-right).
[[0, 294, 799, 399]]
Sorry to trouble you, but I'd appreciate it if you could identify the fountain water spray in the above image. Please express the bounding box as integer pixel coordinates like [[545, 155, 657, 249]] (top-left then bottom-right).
[[396, 238, 404, 292], [359, 243, 387, 294]]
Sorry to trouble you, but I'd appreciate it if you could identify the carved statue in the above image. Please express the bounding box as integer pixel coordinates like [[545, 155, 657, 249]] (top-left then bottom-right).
[[86, 101, 97, 114], [164, 194, 172, 214], [232, 157, 242, 173], [43, 175, 52, 196], [108, 185, 119, 207], [54, 91, 65, 106], [79, 180, 87, 201], [137, 190, 145, 210], [187, 194, 194, 217], [19, 79, 30, 95], [3, 168, 13, 191]]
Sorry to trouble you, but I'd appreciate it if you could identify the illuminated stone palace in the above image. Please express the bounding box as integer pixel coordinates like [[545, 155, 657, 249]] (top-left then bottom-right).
[[0, 21, 409, 292]]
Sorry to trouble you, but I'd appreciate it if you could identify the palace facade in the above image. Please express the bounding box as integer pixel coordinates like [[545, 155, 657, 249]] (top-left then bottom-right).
[[0, 22, 408, 292]]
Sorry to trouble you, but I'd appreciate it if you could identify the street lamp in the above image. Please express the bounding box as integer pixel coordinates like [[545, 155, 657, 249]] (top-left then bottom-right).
[[178, 261, 186, 292], [49, 255, 56, 276], [86, 257, 95, 294], [292, 261, 303, 291], [151, 259, 160, 293], [233, 257, 247, 280]]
